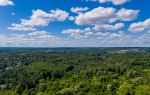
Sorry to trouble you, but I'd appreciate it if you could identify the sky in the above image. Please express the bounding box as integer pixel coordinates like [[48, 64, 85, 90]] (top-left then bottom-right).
[[0, 0, 150, 47]]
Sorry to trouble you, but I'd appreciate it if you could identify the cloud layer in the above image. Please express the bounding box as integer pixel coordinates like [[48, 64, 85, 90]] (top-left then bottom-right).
[[8, 9, 69, 31], [0, 0, 150, 47], [129, 18, 150, 32]]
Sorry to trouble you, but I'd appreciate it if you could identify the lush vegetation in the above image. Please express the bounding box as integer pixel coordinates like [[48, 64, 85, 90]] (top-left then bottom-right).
[[0, 48, 150, 95]]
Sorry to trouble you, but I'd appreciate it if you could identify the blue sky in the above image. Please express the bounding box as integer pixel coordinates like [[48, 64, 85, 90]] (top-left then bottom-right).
[[0, 0, 150, 47]]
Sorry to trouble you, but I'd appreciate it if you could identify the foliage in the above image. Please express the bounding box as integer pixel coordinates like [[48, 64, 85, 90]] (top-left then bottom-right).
[[0, 48, 150, 95]]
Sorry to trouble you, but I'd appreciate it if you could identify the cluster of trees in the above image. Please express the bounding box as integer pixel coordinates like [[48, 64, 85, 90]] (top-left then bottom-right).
[[0, 48, 150, 95]]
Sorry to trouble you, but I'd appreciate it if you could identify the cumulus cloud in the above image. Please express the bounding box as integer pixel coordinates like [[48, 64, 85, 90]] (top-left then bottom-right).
[[99, 0, 129, 5], [109, 32, 125, 38], [22, 9, 69, 27], [62, 28, 92, 39], [93, 23, 124, 31], [8, 23, 36, 31], [62, 27, 125, 40], [8, 9, 69, 31], [27, 31, 49, 36], [0, 0, 14, 6], [75, 7, 139, 26], [61, 30, 150, 47], [12, 31, 59, 40], [75, 7, 138, 31], [62, 29, 85, 34], [75, 7, 116, 26], [1, 31, 59, 47], [62, 29, 86, 39], [95, 31, 126, 40], [129, 18, 150, 32], [84, 31, 93, 36], [95, 32, 111, 37], [82, 0, 129, 5], [116, 8, 140, 21], [71, 7, 89, 14]]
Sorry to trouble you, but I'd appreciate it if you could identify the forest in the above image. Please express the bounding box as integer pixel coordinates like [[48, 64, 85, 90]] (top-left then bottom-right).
[[0, 47, 150, 95]]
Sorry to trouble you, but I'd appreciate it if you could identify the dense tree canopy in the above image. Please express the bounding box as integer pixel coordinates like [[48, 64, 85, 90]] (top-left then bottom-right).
[[0, 48, 150, 95]]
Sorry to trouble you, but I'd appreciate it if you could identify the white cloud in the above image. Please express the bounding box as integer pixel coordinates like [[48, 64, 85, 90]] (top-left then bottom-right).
[[50, 9, 69, 21], [62, 28, 92, 39], [75, 7, 139, 27], [116, 8, 140, 21], [71, 7, 89, 14], [1, 31, 150, 47], [99, 0, 129, 5], [62, 29, 85, 34], [109, 32, 125, 38], [22, 9, 69, 27], [27, 31, 49, 36], [8, 9, 69, 31], [129, 18, 150, 32], [2, 31, 59, 47], [3, 0, 149, 47], [75, 7, 138, 32], [95, 31, 126, 39], [82, 0, 129, 5], [93, 23, 124, 31], [84, 31, 93, 36], [95, 32, 111, 37], [0, 0, 14, 6], [8, 23, 36, 31], [75, 7, 116, 26], [12, 31, 58, 40]]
